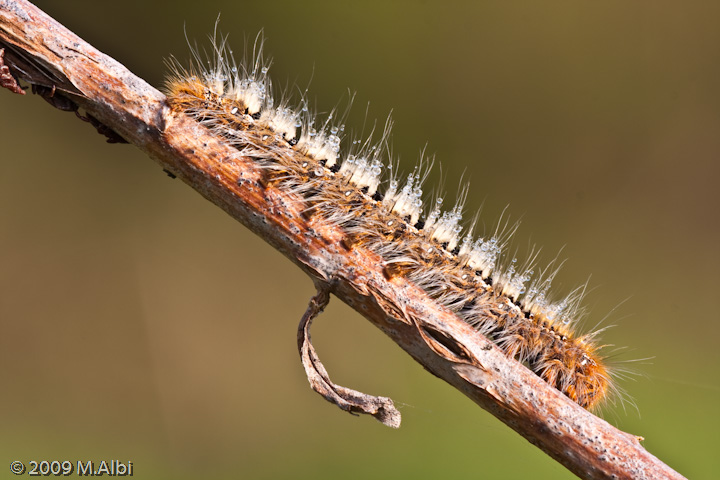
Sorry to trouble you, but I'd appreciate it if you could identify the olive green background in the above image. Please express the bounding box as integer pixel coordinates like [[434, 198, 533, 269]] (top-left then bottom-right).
[[2, 1, 718, 478]]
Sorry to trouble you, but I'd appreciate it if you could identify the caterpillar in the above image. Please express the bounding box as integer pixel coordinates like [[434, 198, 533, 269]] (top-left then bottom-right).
[[164, 32, 621, 411]]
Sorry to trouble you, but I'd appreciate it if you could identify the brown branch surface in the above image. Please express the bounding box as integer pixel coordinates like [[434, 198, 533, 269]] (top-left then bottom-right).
[[0, 2, 685, 479]]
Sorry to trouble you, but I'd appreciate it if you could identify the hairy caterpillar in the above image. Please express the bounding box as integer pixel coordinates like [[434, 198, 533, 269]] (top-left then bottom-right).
[[164, 32, 622, 410]]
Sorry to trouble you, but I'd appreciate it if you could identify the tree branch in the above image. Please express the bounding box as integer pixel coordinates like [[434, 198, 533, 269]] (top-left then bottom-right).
[[0, 1, 685, 479]]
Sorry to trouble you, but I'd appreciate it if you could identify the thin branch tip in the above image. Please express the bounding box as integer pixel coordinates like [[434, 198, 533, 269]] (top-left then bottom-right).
[[298, 285, 401, 428]]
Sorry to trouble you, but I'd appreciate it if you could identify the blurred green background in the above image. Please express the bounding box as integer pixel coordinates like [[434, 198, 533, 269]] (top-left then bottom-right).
[[2, 1, 718, 478]]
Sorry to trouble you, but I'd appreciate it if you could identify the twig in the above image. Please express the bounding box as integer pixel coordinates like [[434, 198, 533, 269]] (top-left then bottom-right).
[[298, 282, 401, 428], [0, 1, 685, 479]]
